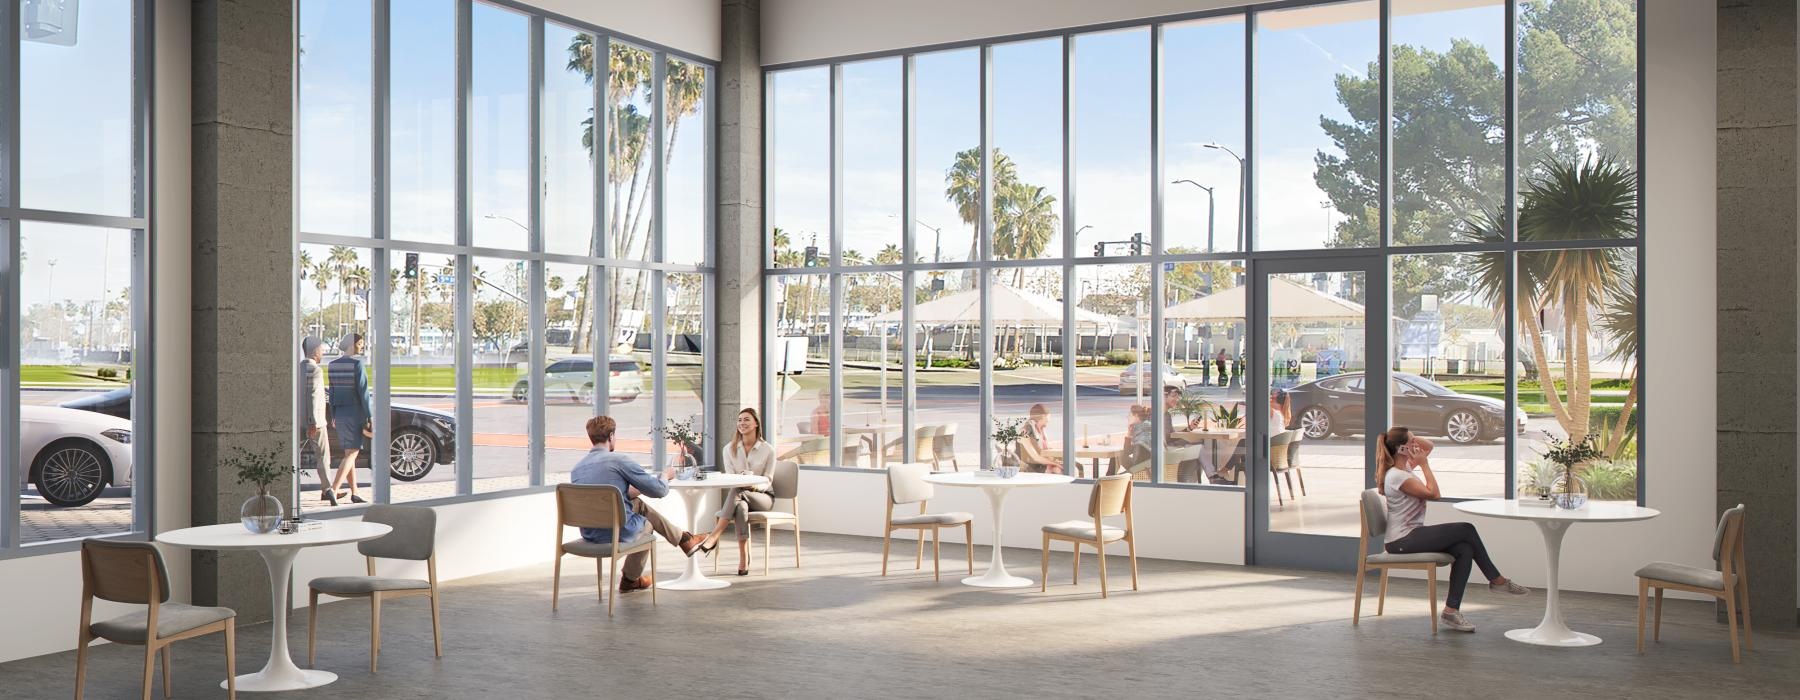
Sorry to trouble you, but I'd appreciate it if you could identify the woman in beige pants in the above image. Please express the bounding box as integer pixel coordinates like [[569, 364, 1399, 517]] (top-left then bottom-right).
[[697, 408, 776, 575]]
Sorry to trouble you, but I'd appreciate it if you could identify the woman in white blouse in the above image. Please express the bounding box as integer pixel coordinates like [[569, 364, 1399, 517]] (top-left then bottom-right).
[[697, 408, 776, 576], [1377, 426, 1528, 632]]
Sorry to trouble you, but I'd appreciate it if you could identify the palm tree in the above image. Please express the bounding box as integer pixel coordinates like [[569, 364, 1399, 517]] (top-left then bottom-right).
[[874, 244, 903, 265], [842, 249, 866, 266], [326, 246, 358, 332], [1596, 273, 1639, 454], [994, 181, 1058, 276], [1458, 156, 1636, 453], [944, 147, 1018, 261]]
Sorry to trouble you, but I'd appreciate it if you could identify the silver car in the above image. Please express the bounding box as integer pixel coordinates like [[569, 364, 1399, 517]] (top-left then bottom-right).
[[512, 355, 644, 404], [1116, 361, 1189, 395]]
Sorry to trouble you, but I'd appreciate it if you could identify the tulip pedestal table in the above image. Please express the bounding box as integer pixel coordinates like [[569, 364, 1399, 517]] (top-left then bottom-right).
[[923, 471, 1074, 588], [157, 520, 393, 691], [660, 473, 770, 591]]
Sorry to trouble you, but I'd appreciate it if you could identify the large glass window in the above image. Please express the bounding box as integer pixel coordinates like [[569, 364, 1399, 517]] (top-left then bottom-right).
[[296, 1, 715, 507], [989, 39, 1063, 262], [297, 243, 374, 509], [768, 67, 830, 268], [760, 1, 1642, 515], [6, 3, 150, 550], [1255, 1, 1379, 251]]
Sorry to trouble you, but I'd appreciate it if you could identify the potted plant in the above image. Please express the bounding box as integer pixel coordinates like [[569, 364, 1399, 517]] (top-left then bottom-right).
[[1540, 433, 1602, 509], [655, 417, 706, 469], [1174, 393, 1213, 430], [990, 417, 1028, 476], [1210, 403, 1244, 430], [227, 445, 297, 534]]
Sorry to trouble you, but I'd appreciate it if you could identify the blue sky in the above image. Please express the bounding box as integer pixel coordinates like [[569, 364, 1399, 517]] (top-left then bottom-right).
[[769, 0, 1507, 259], [17, 0, 133, 312]]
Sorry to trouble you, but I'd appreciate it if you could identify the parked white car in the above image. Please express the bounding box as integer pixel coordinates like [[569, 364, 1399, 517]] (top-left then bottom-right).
[[1116, 362, 1189, 395], [18, 405, 133, 507], [511, 355, 645, 404]]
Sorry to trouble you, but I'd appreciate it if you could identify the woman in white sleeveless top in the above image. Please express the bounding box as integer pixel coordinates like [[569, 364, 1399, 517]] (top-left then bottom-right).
[[696, 408, 777, 576], [1377, 426, 1529, 632]]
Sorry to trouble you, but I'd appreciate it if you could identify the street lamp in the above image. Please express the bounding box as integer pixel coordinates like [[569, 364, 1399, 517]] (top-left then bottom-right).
[[1202, 142, 1245, 251], [1320, 200, 1334, 243], [484, 213, 529, 234], [1171, 179, 1216, 253], [889, 215, 946, 263]]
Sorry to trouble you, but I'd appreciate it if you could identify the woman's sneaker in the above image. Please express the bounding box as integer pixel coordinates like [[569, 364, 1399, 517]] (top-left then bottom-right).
[[1490, 579, 1530, 595], [1440, 610, 1476, 632]]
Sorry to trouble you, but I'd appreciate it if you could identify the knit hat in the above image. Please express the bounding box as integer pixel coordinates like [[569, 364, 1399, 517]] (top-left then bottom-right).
[[302, 336, 324, 357]]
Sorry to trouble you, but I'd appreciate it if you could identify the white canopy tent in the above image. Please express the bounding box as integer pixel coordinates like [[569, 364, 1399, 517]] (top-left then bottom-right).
[[870, 283, 1118, 329], [1163, 277, 1371, 322]]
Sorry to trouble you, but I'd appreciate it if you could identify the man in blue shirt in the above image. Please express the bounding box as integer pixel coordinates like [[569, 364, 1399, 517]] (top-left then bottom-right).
[[570, 415, 704, 592]]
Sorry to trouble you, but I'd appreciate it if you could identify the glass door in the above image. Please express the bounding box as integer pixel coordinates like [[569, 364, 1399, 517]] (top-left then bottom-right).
[[1249, 257, 1385, 570]]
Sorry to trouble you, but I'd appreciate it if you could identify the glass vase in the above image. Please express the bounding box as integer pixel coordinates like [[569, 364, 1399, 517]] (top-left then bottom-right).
[[241, 489, 285, 534], [1551, 473, 1588, 510]]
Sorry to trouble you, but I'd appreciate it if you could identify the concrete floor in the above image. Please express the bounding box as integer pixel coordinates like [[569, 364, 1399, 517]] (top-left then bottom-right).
[[9, 532, 1794, 699]]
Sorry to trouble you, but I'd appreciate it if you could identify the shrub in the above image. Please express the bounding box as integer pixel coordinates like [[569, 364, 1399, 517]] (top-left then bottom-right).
[[922, 356, 971, 369], [96, 368, 118, 379], [1103, 350, 1140, 366], [1582, 459, 1638, 500]]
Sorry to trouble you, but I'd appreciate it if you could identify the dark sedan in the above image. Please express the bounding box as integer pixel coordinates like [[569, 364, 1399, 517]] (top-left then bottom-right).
[[1283, 372, 1526, 444], [61, 388, 455, 481]]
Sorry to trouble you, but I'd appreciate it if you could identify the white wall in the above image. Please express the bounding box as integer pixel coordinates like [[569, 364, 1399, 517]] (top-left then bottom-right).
[[524, 0, 720, 60]]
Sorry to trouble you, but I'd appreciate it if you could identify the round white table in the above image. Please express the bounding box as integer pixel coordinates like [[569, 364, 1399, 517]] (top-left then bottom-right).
[[157, 520, 393, 691], [923, 471, 1074, 588], [1454, 499, 1659, 647], [659, 473, 769, 591]]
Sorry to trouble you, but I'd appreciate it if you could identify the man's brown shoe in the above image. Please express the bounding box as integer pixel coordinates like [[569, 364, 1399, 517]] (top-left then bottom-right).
[[619, 576, 653, 593], [678, 532, 703, 556]]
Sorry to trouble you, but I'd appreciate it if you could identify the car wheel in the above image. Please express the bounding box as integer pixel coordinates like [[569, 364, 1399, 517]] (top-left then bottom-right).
[[511, 380, 528, 403], [388, 428, 436, 482], [1299, 407, 1332, 440], [1444, 409, 1482, 444], [33, 441, 110, 507], [576, 382, 594, 404]]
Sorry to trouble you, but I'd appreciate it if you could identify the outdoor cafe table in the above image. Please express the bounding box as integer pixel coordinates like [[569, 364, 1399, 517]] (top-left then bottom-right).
[[922, 471, 1074, 588], [842, 425, 893, 468], [1072, 445, 1124, 478], [660, 472, 769, 591], [157, 520, 393, 691], [1454, 499, 1660, 647]]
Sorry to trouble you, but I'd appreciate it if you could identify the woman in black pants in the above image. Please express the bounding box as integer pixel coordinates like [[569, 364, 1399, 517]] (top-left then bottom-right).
[[1377, 427, 1530, 632]]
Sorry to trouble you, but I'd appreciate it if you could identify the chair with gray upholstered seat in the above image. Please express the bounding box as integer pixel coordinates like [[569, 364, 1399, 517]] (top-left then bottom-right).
[[551, 483, 656, 614], [748, 460, 803, 574], [1637, 504, 1751, 662], [76, 539, 238, 699], [1354, 488, 1456, 634], [1040, 472, 1138, 598], [882, 462, 973, 580], [307, 504, 441, 673]]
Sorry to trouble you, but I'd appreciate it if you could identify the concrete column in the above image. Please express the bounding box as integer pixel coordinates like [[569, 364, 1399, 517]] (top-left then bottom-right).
[[717, 0, 763, 441], [189, 0, 294, 621], [1716, 0, 1797, 628]]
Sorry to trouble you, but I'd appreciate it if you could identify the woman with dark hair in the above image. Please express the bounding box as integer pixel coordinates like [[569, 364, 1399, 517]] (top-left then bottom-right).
[[325, 333, 371, 504], [1377, 426, 1529, 632], [697, 408, 776, 576]]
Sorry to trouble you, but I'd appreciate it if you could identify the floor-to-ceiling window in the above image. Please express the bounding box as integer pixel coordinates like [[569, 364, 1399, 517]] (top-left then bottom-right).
[[762, 0, 1641, 519], [297, 0, 715, 508], [2, 1, 152, 549]]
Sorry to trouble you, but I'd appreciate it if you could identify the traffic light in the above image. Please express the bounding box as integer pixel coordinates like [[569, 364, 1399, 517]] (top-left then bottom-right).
[[804, 245, 819, 267], [404, 253, 419, 280], [1093, 242, 1106, 257], [1131, 232, 1145, 255]]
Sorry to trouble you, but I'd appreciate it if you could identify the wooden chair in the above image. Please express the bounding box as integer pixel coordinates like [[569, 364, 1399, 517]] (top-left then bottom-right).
[[1637, 504, 1751, 662], [882, 462, 974, 580], [552, 483, 657, 615], [76, 539, 237, 700], [783, 436, 865, 467], [307, 504, 442, 673], [1269, 430, 1297, 505], [1040, 473, 1139, 598], [932, 424, 962, 471], [885, 424, 941, 468], [749, 460, 803, 574], [1285, 431, 1308, 495], [1353, 488, 1455, 634]]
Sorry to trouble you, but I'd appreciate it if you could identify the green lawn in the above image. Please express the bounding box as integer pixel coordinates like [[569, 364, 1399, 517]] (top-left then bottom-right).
[[21, 364, 130, 387], [386, 364, 703, 392]]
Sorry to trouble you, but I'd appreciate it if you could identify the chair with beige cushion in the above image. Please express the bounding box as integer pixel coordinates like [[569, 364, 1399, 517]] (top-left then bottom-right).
[[883, 462, 974, 580], [1354, 488, 1456, 634], [734, 460, 804, 576], [1269, 430, 1297, 505], [885, 424, 942, 468], [307, 504, 442, 673], [932, 424, 962, 471], [1040, 472, 1139, 598], [1637, 504, 1751, 662], [551, 483, 657, 614], [76, 539, 237, 699]]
